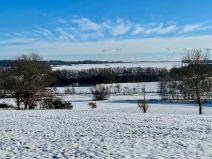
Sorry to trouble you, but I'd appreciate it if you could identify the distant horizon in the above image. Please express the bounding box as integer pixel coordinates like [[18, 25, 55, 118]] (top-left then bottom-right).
[[0, 51, 189, 62], [0, 59, 182, 63]]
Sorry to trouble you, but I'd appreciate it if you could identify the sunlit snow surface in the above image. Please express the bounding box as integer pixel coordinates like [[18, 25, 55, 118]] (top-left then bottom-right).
[[0, 94, 212, 159], [51, 61, 182, 71]]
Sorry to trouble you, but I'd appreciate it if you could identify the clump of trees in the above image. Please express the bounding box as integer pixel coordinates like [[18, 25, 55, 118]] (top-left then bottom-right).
[[159, 49, 212, 114], [40, 89, 73, 109], [91, 84, 111, 100], [0, 53, 52, 109]]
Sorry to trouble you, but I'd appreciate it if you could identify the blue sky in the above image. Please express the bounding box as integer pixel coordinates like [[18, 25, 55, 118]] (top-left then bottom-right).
[[0, 0, 212, 60]]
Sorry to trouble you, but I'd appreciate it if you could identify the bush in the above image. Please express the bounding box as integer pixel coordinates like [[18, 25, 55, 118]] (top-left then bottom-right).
[[43, 98, 54, 109], [43, 98, 73, 109], [0, 103, 13, 109], [63, 101, 74, 109], [138, 100, 149, 113], [52, 98, 64, 109], [88, 102, 97, 109], [91, 84, 110, 100]]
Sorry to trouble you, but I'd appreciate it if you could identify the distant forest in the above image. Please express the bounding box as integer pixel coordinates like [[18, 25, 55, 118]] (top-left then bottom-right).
[[0, 60, 125, 67], [51, 63, 212, 86], [52, 67, 169, 86]]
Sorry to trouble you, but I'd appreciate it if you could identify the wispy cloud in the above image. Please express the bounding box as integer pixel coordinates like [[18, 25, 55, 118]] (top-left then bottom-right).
[[144, 24, 178, 34], [131, 25, 145, 35], [70, 17, 134, 37], [34, 26, 53, 37], [181, 23, 212, 33], [2, 17, 212, 59], [4, 18, 212, 43], [110, 19, 132, 36], [55, 27, 75, 41], [71, 18, 101, 31]]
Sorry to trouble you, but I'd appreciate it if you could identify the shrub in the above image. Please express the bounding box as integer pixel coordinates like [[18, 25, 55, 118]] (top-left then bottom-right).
[[91, 84, 110, 101], [52, 98, 64, 109], [138, 100, 149, 113], [0, 103, 13, 109], [88, 102, 97, 109], [43, 98, 73, 109], [43, 98, 54, 109], [63, 101, 73, 109]]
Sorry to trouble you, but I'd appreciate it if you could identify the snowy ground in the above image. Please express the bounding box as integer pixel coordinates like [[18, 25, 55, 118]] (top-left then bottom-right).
[[51, 61, 182, 71], [0, 94, 212, 159], [56, 82, 159, 94]]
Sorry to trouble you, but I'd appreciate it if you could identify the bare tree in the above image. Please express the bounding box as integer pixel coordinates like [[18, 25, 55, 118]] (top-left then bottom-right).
[[114, 84, 121, 94], [138, 86, 149, 113], [182, 49, 210, 115], [138, 100, 149, 113], [158, 78, 169, 100], [64, 87, 76, 95]]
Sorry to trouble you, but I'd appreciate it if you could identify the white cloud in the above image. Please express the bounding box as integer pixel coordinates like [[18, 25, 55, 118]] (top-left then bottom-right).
[[71, 18, 101, 31], [181, 23, 204, 33], [111, 19, 132, 36], [71, 18, 133, 37], [3, 18, 212, 44], [34, 26, 53, 37], [181, 23, 212, 33], [55, 27, 75, 41], [131, 25, 145, 35], [144, 24, 178, 34]]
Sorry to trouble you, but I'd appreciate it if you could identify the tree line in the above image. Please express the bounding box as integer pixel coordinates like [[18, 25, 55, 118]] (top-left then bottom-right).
[[52, 67, 168, 86]]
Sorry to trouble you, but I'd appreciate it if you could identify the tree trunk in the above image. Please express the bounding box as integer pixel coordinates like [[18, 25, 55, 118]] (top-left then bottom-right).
[[24, 94, 30, 109], [197, 95, 202, 115], [24, 102, 28, 110], [16, 94, 20, 110], [195, 78, 202, 115]]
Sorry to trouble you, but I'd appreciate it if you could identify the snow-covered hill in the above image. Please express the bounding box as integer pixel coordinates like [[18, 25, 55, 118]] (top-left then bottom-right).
[[0, 102, 212, 158]]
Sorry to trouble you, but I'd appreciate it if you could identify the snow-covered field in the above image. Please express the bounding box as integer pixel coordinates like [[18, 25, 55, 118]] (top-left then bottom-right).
[[56, 82, 159, 94], [52, 61, 181, 71], [0, 93, 212, 158], [0, 82, 211, 158]]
